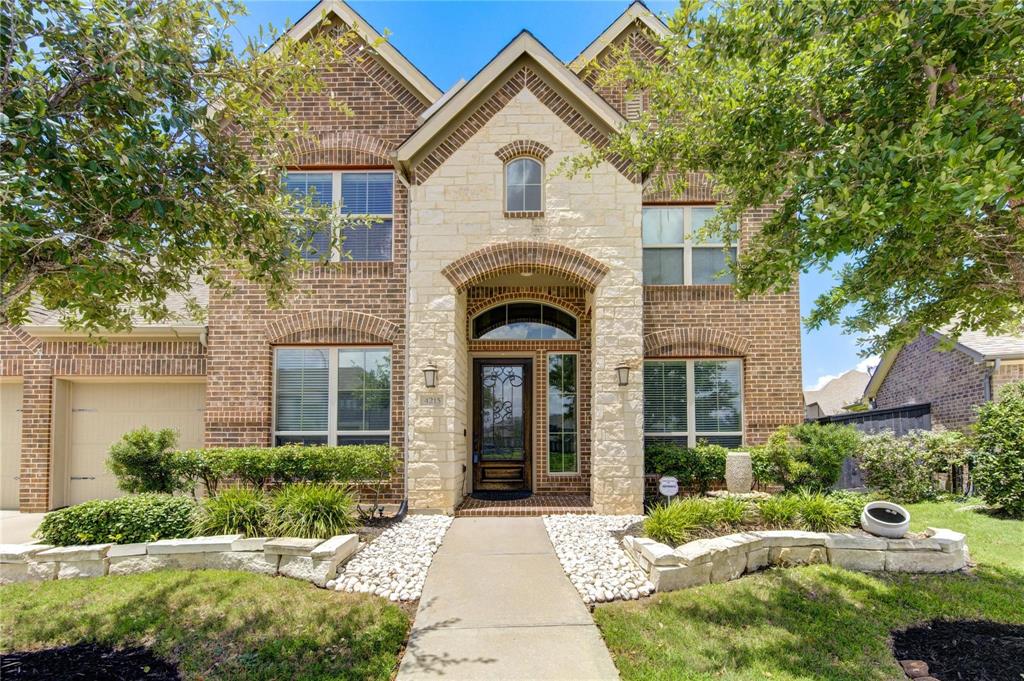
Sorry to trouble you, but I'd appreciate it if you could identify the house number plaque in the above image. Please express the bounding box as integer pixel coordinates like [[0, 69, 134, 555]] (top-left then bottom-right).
[[419, 395, 445, 408]]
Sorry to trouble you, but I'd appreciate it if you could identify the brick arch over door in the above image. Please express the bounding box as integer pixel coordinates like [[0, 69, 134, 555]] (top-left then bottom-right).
[[441, 241, 610, 291], [265, 310, 399, 346], [290, 132, 396, 167], [643, 327, 750, 358]]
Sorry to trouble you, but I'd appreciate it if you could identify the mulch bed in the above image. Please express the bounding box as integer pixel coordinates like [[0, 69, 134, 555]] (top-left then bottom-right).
[[892, 619, 1024, 681], [0, 643, 179, 680]]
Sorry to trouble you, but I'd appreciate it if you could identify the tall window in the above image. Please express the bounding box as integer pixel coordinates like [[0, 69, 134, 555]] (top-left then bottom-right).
[[643, 359, 742, 448], [274, 347, 391, 446], [283, 170, 394, 262], [505, 158, 542, 212], [642, 206, 737, 285], [548, 354, 578, 474]]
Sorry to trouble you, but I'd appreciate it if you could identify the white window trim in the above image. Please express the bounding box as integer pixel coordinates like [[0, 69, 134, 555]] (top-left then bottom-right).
[[546, 351, 580, 475], [504, 157, 544, 213], [272, 345, 392, 445], [287, 170, 395, 262], [642, 205, 738, 285], [643, 358, 745, 448], [471, 299, 579, 341]]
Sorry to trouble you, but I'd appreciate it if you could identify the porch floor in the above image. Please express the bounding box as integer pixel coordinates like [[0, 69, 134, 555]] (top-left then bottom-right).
[[455, 493, 594, 517]]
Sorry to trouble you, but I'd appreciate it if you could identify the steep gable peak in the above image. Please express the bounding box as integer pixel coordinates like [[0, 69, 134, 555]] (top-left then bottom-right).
[[570, 1, 670, 74], [273, 0, 441, 105]]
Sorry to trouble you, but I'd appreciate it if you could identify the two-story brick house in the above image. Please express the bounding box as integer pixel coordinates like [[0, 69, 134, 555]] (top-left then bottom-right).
[[0, 0, 804, 514]]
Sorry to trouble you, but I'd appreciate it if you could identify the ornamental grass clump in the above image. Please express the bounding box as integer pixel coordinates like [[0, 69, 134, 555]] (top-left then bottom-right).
[[269, 483, 357, 539], [792, 490, 852, 533], [644, 497, 750, 545], [194, 487, 269, 538], [756, 494, 802, 528]]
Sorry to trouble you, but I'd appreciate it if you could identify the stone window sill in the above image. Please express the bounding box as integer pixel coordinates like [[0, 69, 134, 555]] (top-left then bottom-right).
[[504, 210, 545, 219]]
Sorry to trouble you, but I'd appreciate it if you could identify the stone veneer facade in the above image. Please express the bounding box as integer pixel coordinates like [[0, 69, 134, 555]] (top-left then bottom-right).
[[1, 5, 804, 514]]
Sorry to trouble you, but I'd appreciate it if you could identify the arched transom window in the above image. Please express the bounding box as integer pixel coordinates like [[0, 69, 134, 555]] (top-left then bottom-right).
[[472, 302, 577, 340], [505, 158, 542, 213]]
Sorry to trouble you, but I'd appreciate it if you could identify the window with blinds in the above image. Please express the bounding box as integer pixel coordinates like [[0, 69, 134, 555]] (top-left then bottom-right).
[[547, 354, 578, 474], [281, 170, 394, 262], [643, 359, 743, 448], [641, 205, 738, 285], [274, 347, 391, 446]]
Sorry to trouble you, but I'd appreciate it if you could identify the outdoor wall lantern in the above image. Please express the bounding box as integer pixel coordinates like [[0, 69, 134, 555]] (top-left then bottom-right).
[[422, 363, 439, 389], [615, 363, 631, 387]]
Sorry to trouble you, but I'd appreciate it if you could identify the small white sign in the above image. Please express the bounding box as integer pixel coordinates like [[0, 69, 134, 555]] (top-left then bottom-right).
[[419, 394, 445, 408], [658, 476, 679, 498]]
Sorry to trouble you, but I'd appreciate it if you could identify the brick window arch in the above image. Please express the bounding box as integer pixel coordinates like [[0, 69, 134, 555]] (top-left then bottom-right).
[[441, 241, 610, 291]]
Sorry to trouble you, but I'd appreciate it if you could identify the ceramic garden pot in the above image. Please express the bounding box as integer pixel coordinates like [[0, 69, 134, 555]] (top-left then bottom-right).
[[861, 500, 911, 538], [725, 452, 753, 494]]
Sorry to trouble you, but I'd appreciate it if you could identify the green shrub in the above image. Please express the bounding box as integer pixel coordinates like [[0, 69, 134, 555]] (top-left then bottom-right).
[[194, 487, 269, 537], [749, 445, 782, 489], [973, 381, 1024, 518], [36, 494, 197, 546], [756, 494, 801, 528], [269, 483, 357, 539], [858, 431, 949, 502], [713, 496, 749, 526], [828, 490, 870, 527], [643, 441, 727, 494], [762, 423, 860, 491], [170, 444, 397, 498], [107, 427, 181, 494]]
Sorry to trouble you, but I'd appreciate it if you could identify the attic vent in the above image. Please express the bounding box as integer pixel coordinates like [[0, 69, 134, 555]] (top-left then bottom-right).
[[625, 94, 643, 120]]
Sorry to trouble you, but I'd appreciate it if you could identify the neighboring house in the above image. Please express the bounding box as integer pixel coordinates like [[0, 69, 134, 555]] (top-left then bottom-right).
[[804, 370, 870, 420], [0, 1, 803, 514], [863, 328, 1024, 431]]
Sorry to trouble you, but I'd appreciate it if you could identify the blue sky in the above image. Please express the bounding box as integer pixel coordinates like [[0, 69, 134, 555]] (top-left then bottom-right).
[[237, 0, 875, 389]]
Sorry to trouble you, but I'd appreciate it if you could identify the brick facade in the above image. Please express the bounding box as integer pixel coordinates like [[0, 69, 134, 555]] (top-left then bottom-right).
[[874, 332, 1023, 430], [1, 4, 805, 513]]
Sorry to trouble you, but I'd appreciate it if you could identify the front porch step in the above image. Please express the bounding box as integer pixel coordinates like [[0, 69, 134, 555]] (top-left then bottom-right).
[[455, 494, 594, 517]]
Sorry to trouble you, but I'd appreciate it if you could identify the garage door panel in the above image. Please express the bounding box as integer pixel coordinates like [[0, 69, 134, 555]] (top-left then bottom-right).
[[1, 382, 23, 509], [67, 382, 205, 506]]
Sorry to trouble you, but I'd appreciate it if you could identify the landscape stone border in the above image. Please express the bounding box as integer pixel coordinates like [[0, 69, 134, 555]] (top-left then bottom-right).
[[0, 533, 360, 588], [623, 528, 968, 592]]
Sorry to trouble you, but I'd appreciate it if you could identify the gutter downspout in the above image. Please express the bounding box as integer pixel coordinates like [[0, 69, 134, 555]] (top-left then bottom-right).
[[982, 358, 1001, 402]]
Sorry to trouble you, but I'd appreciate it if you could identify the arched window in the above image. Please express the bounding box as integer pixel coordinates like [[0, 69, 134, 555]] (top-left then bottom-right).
[[472, 302, 577, 340], [505, 157, 542, 212]]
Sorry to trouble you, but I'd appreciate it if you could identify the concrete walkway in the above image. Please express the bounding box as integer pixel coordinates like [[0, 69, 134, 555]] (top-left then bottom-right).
[[397, 517, 619, 680], [0, 511, 45, 544]]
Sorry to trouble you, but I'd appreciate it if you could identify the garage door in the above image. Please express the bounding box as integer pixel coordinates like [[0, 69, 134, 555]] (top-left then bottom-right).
[[1, 382, 23, 509], [67, 382, 205, 505]]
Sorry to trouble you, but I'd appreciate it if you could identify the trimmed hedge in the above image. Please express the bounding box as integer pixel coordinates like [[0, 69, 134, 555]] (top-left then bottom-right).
[[644, 441, 728, 494], [973, 381, 1024, 518], [106, 427, 182, 494], [37, 494, 198, 546]]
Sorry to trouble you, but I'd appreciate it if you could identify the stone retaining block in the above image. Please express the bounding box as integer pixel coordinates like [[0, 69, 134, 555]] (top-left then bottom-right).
[[0, 533, 361, 588], [624, 528, 968, 593]]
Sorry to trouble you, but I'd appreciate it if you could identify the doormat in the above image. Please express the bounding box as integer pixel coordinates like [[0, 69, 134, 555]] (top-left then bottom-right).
[[470, 491, 533, 502]]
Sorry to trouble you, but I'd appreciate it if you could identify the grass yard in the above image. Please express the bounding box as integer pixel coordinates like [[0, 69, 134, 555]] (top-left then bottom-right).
[[595, 501, 1024, 681], [0, 569, 409, 681]]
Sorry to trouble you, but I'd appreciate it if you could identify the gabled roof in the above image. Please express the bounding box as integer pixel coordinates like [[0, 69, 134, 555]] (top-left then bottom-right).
[[804, 370, 870, 416], [569, 0, 670, 73], [273, 0, 441, 104], [394, 31, 626, 172], [863, 327, 1024, 400]]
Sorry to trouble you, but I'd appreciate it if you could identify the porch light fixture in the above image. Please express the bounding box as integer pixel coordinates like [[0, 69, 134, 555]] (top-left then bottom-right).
[[615, 363, 631, 387], [422, 363, 439, 389]]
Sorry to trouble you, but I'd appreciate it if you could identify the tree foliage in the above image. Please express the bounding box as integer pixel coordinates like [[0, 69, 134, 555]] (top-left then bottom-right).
[[586, 0, 1024, 354], [1, 0, 353, 333]]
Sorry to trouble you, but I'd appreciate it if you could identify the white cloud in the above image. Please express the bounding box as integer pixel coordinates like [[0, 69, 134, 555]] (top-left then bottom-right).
[[805, 356, 879, 392]]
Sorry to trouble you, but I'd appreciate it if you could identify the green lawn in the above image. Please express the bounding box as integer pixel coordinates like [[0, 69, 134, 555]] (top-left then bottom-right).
[[0, 570, 409, 681], [595, 501, 1024, 681]]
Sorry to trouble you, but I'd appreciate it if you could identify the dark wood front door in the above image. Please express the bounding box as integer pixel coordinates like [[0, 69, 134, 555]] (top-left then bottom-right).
[[473, 359, 532, 491]]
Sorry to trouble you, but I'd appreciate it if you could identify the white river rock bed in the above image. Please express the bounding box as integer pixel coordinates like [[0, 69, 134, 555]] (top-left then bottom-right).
[[328, 514, 452, 602], [543, 514, 654, 604]]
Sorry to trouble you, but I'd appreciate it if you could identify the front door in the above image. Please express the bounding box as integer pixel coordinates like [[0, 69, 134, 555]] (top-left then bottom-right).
[[473, 359, 532, 491]]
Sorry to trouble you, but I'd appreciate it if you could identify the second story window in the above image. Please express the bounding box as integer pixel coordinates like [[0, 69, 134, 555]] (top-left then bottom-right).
[[505, 157, 542, 213], [283, 170, 394, 262], [642, 206, 737, 285]]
